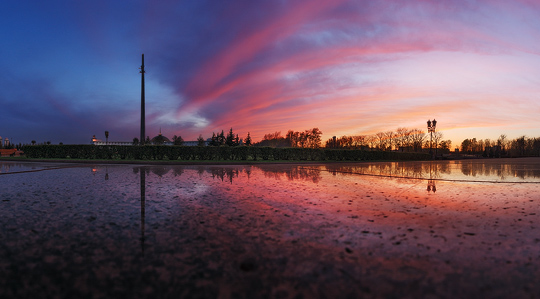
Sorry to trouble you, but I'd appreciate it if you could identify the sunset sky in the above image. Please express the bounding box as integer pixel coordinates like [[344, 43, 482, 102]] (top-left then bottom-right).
[[1, 0, 539, 146]]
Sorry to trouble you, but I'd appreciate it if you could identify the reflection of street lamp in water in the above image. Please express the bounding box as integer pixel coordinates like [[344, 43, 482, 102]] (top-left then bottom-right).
[[427, 180, 436, 193], [427, 162, 436, 193]]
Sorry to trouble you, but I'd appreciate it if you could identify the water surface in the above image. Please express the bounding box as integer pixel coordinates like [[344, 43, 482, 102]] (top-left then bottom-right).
[[1, 159, 539, 298]]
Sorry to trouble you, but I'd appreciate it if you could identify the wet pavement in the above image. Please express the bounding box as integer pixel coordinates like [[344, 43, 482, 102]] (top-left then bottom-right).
[[1, 159, 540, 298]]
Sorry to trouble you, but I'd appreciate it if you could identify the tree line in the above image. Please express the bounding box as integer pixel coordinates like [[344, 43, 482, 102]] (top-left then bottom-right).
[[17, 126, 540, 159], [255, 128, 323, 148], [324, 127, 452, 153], [460, 134, 540, 157], [123, 126, 453, 154], [129, 127, 326, 149]]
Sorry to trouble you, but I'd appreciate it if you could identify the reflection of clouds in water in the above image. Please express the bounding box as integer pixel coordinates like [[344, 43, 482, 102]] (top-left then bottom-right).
[[174, 182, 210, 198]]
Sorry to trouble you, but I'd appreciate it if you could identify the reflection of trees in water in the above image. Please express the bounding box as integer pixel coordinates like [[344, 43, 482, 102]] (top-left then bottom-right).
[[126, 166, 251, 184], [171, 167, 184, 177], [325, 163, 450, 193], [149, 166, 171, 178], [211, 167, 240, 184], [256, 166, 322, 183], [132, 166, 151, 177], [131, 166, 175, 180], [192, 165, 322, 184], [460, 162, 540, 180], [196, 166, 206, 177], [129, 165, 183, 178], [325, 162, 450, 180]]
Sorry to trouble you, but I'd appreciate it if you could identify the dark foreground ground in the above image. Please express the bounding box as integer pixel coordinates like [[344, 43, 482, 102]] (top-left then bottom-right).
[[1, 160, 539, 298]]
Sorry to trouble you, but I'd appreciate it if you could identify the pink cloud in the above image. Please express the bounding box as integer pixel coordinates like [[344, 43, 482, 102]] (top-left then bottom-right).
[[184, 0, 347, 106]]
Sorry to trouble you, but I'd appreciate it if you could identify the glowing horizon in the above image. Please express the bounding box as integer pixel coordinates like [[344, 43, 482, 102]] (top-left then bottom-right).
[[1, 1, 539, 147]]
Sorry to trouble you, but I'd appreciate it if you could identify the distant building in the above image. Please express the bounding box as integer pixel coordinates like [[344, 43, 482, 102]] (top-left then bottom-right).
[[91, 135, 131, 146], [0, 136, 10, 148], [183, 140, 202, 146], [91, 134, 208, 146], [150, 131, 172, 145]]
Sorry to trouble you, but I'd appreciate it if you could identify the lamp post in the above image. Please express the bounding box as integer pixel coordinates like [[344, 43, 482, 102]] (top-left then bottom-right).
[[427, 119, 437, 159], [140, 54, 145, 145]]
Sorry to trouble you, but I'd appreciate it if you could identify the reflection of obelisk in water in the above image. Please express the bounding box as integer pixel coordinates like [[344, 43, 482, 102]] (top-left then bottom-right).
[[140, 54, 145, 145], [140, 168, 146, 255]]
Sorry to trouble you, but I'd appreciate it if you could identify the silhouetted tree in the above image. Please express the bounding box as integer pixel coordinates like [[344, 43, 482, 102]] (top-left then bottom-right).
[[132, 137, 139, 145], [352, 135, 365, 148], [245, 132, 252, 146], [298, 131, 308, 148], [385, 131, 396, 151], [410, 129, 425, 152], [366, 135, 376, 150], [512, 136, 527, 157], [172, 135, 184, 145], [307, 128, 322, 148], [197, 134, 206, 146], [209, 133, 218, 146], [461, 139, 472, 154], [396, 127, 409, 149], [432, 131, 443, 155], [497, 134, 508, 153], [105, 131, 109, 144], [226, 128, 235, 146], [375, 132, 386, 150], [286, 130, 299, 147], [439, 140, 452, 152], [218, 130, 226, 146]]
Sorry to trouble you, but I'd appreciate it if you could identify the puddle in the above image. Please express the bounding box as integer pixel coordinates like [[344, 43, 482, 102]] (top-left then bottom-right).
[[1, 159, 539, 297]]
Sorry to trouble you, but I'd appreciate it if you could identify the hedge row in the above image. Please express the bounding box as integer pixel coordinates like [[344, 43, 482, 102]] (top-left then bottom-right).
[[21, 145, 430, 161]]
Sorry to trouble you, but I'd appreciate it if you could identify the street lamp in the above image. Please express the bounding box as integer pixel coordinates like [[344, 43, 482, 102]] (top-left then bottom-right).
[[427, 119, 437, 158]]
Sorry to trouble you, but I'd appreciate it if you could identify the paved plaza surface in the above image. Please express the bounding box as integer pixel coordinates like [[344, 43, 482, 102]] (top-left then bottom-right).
[[1, 159, 540, 298]]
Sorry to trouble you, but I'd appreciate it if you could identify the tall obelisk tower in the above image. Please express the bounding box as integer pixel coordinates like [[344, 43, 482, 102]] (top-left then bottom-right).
[[140, 54, 145, 145]]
